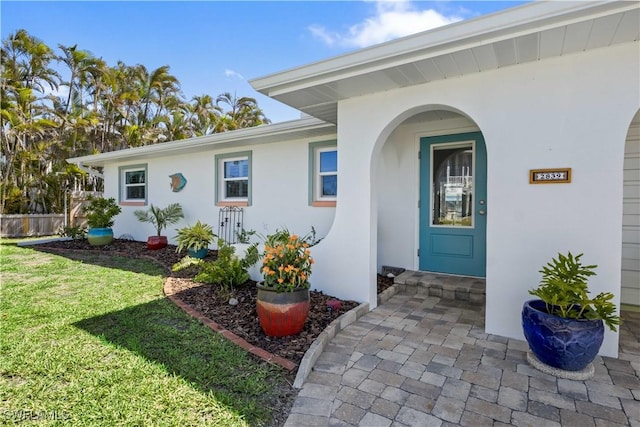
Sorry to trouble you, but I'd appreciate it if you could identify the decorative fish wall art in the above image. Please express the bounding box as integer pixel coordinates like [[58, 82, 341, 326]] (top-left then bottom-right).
[[169, 173, 187, 192]]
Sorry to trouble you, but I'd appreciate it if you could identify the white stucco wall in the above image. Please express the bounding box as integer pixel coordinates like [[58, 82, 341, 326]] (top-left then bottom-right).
[[102, 136, 337, 282], [313, 41, 639, 357], [98, 41, 638, 357]]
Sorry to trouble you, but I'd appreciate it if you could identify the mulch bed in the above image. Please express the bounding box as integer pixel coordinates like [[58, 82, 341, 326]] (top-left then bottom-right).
[[35, 238, 396, 367]]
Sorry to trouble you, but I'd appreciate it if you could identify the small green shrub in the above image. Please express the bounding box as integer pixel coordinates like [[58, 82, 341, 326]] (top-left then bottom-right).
[[83, 196, 121, 228], [236, 228, 257, 244], [58, 225, 87, 239], [172, 239, 259, 291]]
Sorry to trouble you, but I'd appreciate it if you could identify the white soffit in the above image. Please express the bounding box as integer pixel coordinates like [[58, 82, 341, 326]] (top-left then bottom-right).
[[67, 117, 336, 167], [250, 1, 640, 124]]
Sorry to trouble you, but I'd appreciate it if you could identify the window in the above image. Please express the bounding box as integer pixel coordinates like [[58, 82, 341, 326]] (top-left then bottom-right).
[[216, 152, 251, 206], [119, 164, 147, 205], [309, 141, 337, 207]]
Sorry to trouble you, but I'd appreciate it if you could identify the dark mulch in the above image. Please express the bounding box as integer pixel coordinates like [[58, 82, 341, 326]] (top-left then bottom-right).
[[35, 238, 396, 367]]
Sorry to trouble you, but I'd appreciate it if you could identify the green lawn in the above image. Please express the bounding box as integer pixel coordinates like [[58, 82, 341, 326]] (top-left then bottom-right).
[[0, 240, 290, 426]]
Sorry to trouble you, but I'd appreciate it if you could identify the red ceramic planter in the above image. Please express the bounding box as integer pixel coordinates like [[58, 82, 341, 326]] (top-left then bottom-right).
[[256, 284, 310, 337], [147, 236, 168, 250]]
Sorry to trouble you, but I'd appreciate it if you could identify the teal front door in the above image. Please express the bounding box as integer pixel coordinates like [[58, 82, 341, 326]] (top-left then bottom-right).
[[419, 132, 487, 277]]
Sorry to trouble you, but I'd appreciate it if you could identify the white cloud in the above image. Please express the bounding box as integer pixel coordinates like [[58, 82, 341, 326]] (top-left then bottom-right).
[[309, 0, 463, 48], [224, 69, 244, 80]]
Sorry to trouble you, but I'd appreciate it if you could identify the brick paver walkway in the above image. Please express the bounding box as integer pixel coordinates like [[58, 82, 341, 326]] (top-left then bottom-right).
[[284, 293, 640, 426]]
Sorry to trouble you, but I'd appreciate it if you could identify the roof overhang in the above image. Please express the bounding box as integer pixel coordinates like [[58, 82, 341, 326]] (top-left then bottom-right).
[[250, 1, 640, 123], [67, 116, 336, 168]]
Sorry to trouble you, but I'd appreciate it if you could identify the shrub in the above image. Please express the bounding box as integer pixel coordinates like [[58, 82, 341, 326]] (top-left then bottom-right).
[[83, 196, 121, 228], [173, 239, 260, 291], [58, 225, 87, 239]]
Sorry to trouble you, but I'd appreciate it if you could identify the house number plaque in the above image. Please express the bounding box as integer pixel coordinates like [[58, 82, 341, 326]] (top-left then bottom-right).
[[529, 168, 572, 184]]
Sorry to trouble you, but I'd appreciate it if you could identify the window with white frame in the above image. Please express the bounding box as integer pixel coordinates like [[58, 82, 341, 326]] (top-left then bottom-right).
[[309, 141, 337, 205], [119, 165, 147, 204], [216, 152, 251, 205]]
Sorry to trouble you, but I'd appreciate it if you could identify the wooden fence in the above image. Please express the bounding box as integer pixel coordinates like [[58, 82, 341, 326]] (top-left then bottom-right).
[[0, 214, 67, 237], [1, 191, 100, 237]]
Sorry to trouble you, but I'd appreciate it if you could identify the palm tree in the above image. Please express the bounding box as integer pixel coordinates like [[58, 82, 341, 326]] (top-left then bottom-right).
[[0, 30, 273, 213], [215, 92, 270, 132], [1, 30, 60, 213], [188, 94, 221, 136]]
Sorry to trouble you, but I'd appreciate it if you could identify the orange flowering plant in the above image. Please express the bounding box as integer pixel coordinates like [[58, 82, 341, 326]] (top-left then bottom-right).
[[261, 229, 319, 292]]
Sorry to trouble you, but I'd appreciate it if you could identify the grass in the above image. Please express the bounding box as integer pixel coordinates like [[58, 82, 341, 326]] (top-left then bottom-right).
[[0, 239, 290, 426]]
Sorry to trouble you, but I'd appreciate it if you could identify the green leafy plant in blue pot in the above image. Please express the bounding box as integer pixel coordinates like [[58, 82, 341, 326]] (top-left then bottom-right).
[[83, 196, 121, 246], [522, 252, 620, 372], [175, 220, 216, 259]]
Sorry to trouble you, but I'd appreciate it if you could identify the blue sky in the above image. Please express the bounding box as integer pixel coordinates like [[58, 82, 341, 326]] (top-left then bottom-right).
[[2, 1, 528, 123]]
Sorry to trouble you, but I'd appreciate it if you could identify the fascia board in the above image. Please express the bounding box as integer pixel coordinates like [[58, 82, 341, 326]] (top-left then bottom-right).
[[67, 117, 336, 167], [250, 1, 635, 96]]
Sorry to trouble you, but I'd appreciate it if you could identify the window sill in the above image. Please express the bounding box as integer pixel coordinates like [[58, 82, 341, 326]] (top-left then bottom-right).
[[312, 201, 336, 207], [119, 201, 146, 206], [217, 201, 249, 207]]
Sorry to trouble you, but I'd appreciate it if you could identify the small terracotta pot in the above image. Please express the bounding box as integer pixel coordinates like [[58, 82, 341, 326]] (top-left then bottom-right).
[[147, 236, 168, 250]]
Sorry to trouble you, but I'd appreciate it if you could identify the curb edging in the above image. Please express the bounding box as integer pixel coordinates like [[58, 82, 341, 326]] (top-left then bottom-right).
[[291, 283, 402, 389], [293, 301, 370, 388], [164, 277, 297, 371]]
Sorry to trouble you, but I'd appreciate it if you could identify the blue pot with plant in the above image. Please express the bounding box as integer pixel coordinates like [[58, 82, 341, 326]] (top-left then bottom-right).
[[175, 220, 215, 259], [522, 252, 620, 371], [83, 196, 121, 246]]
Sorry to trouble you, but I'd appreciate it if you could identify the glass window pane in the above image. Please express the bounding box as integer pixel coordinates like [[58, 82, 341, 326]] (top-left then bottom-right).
[[432, 146, 473, 227], [226, 180, 248, 198], [225, 159, 248, 179], [126, 170, 145, 184], [321, 175, 337, 197], [127, 185, 145, 200], [319, 150, 337, 173]]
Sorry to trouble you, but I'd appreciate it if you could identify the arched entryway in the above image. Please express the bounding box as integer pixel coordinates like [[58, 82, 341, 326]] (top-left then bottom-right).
[[375, 108, 487, 282]]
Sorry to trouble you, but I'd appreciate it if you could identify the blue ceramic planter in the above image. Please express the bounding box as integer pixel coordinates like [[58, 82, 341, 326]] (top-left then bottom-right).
[[188, 247, 208, 259], [522, 299, 604, 371], [87, 227, 113, 246]]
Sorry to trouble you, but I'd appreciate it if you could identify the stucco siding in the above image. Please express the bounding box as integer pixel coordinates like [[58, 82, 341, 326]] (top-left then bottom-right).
[[321, 41, 638, 357], [103, 136, 337, 283], [95, 41, 639, 358], [622, 112, 640, 306]]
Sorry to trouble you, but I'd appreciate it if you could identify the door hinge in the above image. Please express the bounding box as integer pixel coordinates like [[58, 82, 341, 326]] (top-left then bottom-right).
[[418, 151, 421, 160], [417, 248, 420, 257]]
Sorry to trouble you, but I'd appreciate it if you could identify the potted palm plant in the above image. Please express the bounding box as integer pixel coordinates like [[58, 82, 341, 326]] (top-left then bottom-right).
[[83, 196, 121, 246], [175, 220, 216, 259], [134, 203, 183, 250], [522, 252, 620, 373], [257, 229, 317, 337]]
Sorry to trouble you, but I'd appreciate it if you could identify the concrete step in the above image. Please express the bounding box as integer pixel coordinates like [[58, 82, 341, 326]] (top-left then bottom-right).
[[393, 270, 485, 304]]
